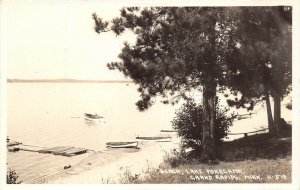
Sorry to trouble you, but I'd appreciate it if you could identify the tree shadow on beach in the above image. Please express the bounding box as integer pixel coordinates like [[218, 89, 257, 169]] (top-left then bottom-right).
[[219, 133, 291, 162]]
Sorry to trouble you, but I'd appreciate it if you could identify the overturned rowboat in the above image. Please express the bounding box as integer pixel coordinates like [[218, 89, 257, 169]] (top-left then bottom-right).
[[106, 141, 138, 148]]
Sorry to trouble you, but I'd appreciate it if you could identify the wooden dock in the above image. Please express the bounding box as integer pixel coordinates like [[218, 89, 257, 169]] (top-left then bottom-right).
[[38, 146, 87, 157], [7, 141, 22, 146], [7, 140, 88, 157]]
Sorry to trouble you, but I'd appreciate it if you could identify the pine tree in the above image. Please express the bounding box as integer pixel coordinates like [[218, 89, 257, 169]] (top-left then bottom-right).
[[92, 6, 292, 160], [93, 7, 242, 162], [226, 7, 292, 136]]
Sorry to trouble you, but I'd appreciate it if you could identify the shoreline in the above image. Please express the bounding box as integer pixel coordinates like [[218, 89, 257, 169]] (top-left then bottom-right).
[[48, 140, 178, 184]]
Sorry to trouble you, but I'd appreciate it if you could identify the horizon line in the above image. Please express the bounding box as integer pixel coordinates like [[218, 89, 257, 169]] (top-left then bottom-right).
[[7, 78, 134, 83]]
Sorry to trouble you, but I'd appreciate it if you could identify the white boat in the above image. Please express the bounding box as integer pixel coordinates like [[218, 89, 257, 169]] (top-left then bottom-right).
[[84, 113, 104, 121], [106, 141, 138, 148], [136, 136, 172, 142]]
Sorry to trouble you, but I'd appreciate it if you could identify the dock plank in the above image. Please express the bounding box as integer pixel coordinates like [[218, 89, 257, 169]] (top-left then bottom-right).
[[7, 140, 89, 157], [38, 146, 65, 153], [62, 148, 87, 156], [7, 141, 22, 146], [64, 147, 87, 154], [52, 147, 76, 155], [18, 145, 42, 152]]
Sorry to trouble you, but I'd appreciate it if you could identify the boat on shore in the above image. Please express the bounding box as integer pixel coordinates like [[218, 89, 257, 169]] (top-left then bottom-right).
[[106, 141, 138, 148], [160, 130, 177, 133], [84, 113, 104, 121], [233, 112, 257, 120], [136, 136, 171, 142]]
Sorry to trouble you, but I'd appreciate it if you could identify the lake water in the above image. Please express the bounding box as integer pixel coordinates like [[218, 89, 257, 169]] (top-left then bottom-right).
[[7, 82, 182, 183], [7, 82, 292, 183]]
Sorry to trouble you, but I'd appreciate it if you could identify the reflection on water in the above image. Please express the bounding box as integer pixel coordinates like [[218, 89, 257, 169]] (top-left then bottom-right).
[[84, 119, 107, 127]]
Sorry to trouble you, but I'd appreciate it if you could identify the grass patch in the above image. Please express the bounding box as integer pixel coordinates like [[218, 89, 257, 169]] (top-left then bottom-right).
[[118, 133, 292, 184], [219, 133, 291, 161], [126, 156, 291, 183]]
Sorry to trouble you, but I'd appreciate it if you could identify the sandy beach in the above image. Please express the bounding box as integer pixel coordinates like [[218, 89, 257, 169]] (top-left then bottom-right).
[[48, 139, 179, 184]]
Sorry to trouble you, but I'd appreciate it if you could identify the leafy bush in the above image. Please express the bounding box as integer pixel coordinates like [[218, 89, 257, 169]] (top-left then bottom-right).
[[172, 99, 233, 155], [7, 168, 22, 184], [163, 148, 190, 168]]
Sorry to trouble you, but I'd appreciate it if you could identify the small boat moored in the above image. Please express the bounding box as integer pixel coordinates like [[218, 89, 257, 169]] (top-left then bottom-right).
[[84, 113, 104, 121], [106, 141, 138, 148]]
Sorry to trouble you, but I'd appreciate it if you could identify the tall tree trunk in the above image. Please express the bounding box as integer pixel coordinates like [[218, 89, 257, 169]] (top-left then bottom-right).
[[273, 93, 281, 137], [201, 17, 217, 162], [201, 78, 217, 162], [265, 91, 274, 134]]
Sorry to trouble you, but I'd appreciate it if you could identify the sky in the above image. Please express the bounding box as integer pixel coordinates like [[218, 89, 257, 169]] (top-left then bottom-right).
[[3, 0, 299, 82], [4, 0, 136, 80]]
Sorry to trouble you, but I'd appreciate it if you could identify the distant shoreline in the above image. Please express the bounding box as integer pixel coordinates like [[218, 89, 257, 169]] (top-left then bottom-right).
[[7, 79, 133, 83]]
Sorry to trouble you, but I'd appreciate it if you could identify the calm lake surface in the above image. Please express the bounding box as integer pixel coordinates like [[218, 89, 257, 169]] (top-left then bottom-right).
[[7, 82, 292, 183], [7, 82, 182, 183], [8, 82, 179, 150]]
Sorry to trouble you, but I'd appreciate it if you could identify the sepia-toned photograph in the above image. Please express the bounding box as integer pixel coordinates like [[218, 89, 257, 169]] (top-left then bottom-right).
[[1, 0, 299, 189]]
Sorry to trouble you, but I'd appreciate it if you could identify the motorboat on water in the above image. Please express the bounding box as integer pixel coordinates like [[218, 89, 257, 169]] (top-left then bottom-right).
[[84, 113, 104, 122]]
